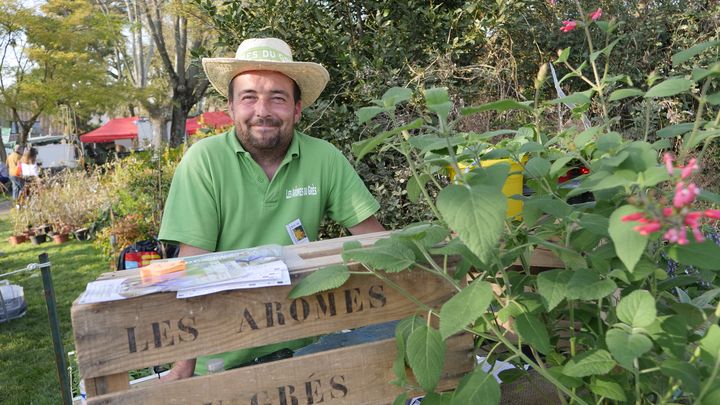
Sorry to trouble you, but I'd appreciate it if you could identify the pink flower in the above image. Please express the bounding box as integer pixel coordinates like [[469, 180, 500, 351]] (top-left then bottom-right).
[[622, 212, 645, 222], [633, 221, 661, 235], [680, 158, 699, 179], [663, 153, 674, 176], [663, 228, 680, 243], [548, 0, 556, 6], [662, 207, 674, 217], [673, 182, 700, 208], [590, 8, 603, 21], [684, 211, 703, 228], [560, 20, 577, 33], [691, 226, 705, 243], [704, 209, 720, 220]]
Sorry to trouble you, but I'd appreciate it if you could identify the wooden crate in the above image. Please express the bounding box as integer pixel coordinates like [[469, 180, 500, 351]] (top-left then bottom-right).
[[72, 232, 478, 404]]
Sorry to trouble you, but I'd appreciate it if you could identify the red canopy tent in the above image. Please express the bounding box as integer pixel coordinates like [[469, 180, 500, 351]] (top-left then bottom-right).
[[79, 117, 140, 143], [80, 112, 233, 143], [185, 111, 233, 135]]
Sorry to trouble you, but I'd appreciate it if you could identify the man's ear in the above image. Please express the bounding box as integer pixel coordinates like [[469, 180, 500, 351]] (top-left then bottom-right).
[[227, 102, 234, 120], [294, 101, 302, 124]]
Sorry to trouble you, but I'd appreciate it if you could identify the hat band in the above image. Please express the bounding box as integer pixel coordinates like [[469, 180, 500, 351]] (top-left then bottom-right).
[[237, 46, 292, 63]]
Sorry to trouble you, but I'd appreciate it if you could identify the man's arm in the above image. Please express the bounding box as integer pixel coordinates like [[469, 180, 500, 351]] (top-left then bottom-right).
[[159, 243, 210, 382], [348, 215, 385, 235]]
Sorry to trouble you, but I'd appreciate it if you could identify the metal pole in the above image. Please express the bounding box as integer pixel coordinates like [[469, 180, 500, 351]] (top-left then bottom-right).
[[39, 253, 72, 405]]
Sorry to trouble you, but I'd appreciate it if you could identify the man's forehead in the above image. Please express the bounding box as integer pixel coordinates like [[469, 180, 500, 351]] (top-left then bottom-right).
[[233, 70, 295, 88]]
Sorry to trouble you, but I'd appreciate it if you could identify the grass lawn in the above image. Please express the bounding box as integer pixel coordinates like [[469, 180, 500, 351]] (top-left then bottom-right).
[[0, 212, 111, 404]]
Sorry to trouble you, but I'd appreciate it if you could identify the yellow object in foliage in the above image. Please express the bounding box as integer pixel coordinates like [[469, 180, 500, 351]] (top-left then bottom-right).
[[448, 158, 524, 219]]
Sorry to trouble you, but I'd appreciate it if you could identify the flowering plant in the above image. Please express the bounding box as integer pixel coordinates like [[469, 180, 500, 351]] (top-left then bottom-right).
[[291, 4, 720, 404]]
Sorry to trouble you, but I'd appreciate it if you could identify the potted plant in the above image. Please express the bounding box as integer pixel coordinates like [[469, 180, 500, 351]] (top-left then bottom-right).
[[290, 15, 720, 404], [8, 208, 30, 246]]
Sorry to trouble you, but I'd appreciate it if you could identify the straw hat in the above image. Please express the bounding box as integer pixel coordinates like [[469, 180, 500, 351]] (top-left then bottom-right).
[[202, 38, 329, 108]]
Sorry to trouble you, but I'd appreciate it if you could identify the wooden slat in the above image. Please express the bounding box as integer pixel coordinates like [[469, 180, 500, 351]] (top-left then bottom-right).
[[87, 334, 474, 405], [72, 266, 456, 380], [85, 373, 129, 397]]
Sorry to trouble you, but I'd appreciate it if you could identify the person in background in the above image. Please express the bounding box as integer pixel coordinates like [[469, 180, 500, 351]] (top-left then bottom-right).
[[158, 37, 385, 380], [6, 144, 24, 203]]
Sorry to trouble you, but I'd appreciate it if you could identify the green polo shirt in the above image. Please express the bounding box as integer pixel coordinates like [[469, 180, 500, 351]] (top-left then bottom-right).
[[159, 128, 380, 374]]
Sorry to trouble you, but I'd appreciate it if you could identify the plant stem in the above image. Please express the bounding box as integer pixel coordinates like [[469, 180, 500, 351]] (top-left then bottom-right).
[[403, 146, 444, 221], [694, 354, 720, 405], [634, 358, 642, 405], [679, 79, 711, 161]]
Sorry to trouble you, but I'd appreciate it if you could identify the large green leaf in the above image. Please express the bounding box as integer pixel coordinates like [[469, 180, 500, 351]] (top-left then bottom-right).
[[424, 88, 452, 123], [657, 122, 696, 138], [606, 328, 653, 369], [537, 269, 572, 311], [616, 290, 657, 328], [667, 241, 720, 271], [342, 240, 416, 272], [449, 367, 501, 405], [550, 156, 575, 177], [382, 87, 413, 107], [439, 279, 494, 339], [566, 270, 617, 301], [699, 324, 720, 362], [356, 106, 390, 123], [672, 40, 720, 66], [288, 264, 350, 299], [660, 360, 700, 395], [608, 88, 644, 101], [460, 99, 532, 115], [392, 316, 425, 386], [437, 184, 506, 263], [515, 313, 552, 354], [562, 349, 616, 377], [352, 118, 424, 161], [407, 173, 431, 203], [406, 325, 446, 392], [644, 78, 693, 98], [575, 126, 602, 149], [524, 157, 551, 179], [609, 205, 648, 272], [589, 376, 627, 402]]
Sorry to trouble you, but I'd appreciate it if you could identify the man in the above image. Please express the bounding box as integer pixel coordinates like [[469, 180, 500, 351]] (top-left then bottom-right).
[[158, 38, 384, 380], [6, 144, 24, 202]]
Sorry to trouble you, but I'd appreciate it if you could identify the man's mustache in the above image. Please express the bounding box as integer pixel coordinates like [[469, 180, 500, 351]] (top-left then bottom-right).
[[248, 118, 282, 127]]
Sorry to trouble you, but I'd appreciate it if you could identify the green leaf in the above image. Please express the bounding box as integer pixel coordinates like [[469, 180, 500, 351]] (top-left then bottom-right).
[[589, 376, 627, 402], [578, 214, 609, 236], [606, 329, 653, 369], [556, 47, 571, 64], [609, 205, 648, 272], [699, 190, 720, 204], [660, 360, 700, 395], [515, 313, 552, 354], [617, 290, 657, 328], [518, 141, 545, 154], [548, 367, 584, 388], [406, 325, 446, 392], [460, 99, 532, 115], [672, 40, 720, 66], [342, 240, 415, 272], [407, 173, 431, 203], [549, 93, 591, 105], [575, 126, 602, 149], [657, 122, 695, 138], [562, 349, 616, 377], [608, 88, 645, 101], [437, 184, 506, 263], [596, 132, 623, 152], [566, 270, 617, 301], [382, 87, 413, 107], [537, 269, 572, 311], [439, 279, 494, 339], [524, 157, 551, 179], [393, 223, 449, 247], [550, 156, 575, 177], [288, 264, 350, 299], [644, 78, 693, 98], [699, 324, 720, 362], [392, 393, 408, 405], [356, 106, 389, 123], [424, 87, 452, 122], [667, 241, 720, 271], [449, 367, 501, 405], [707, 92, 720, 105], [420, 392, 453, 405]]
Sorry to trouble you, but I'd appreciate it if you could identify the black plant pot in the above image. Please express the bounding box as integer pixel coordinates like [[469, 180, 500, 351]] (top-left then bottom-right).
[[30, 234, 47, 245], [74, 228, 90, 241]]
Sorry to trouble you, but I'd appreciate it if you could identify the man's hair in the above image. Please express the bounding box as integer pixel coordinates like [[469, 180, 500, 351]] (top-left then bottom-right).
[[227, 74, 301, 104]]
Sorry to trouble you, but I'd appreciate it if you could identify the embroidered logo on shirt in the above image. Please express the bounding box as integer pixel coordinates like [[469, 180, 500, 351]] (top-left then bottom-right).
[[285, 184, 318, 199]]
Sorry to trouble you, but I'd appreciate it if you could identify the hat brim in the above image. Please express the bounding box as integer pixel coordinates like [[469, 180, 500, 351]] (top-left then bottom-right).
[[202, 58, 329, 108]]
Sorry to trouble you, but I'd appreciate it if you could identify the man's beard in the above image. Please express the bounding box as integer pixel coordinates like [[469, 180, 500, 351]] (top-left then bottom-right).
[[239, 117, 292, 150]]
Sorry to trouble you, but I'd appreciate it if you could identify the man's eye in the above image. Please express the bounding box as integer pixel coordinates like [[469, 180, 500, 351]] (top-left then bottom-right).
[[240, 95, 257, 102], [272, 96, 286, 102]]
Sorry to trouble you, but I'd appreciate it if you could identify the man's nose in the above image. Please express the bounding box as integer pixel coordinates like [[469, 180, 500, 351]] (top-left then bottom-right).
[[254, 98, 272, 117]]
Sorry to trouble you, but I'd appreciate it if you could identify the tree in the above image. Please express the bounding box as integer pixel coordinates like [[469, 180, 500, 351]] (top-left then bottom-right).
[[139, 0, 210, 147], [0, 0, 126, 146]]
